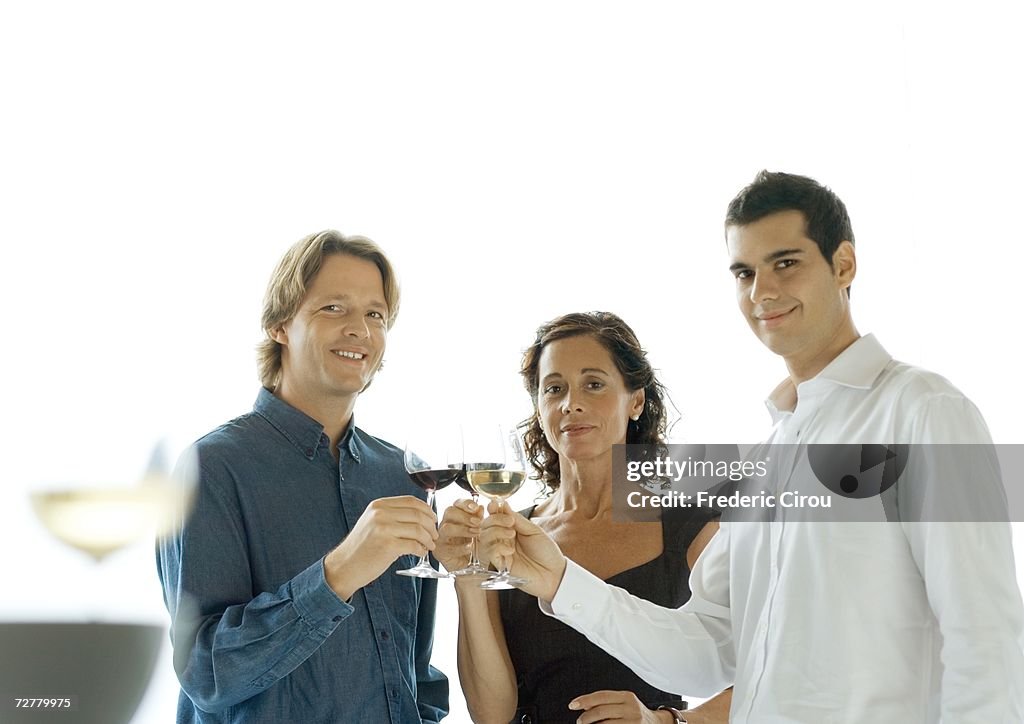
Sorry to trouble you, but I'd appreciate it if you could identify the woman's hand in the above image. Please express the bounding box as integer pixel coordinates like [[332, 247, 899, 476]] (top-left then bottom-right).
[[480, 501, 567, 601], [567, 690, 673, 723], [434, 498, 483, 574]]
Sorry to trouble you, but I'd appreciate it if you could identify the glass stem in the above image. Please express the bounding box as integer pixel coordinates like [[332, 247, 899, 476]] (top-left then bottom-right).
[[418, 489, 436, 567], [496, 499, 510, 575], [469, 493, 481, 566]]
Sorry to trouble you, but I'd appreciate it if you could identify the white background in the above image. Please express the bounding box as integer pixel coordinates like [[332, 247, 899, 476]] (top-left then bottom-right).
[[1, 2, 1022, 722]]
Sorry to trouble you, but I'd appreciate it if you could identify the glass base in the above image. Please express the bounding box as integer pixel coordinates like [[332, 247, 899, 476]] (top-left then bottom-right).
[[449, 562, 496, 579], [397, 562, 450, 579], [479, 573, 528, 590]]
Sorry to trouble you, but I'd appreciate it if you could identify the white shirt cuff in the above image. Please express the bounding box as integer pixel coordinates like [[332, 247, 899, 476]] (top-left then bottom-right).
[[539, 558, 610, 628]]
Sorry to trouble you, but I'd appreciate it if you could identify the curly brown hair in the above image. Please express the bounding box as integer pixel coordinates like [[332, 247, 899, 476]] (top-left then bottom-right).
[[518, 311, 669, 492]]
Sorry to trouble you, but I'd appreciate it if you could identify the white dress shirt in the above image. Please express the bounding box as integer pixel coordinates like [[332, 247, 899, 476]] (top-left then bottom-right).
[[542, 334, 1024, 722]]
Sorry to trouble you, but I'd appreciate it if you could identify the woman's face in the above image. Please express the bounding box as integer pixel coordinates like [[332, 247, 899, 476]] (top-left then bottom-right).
[[536, 334, 645, 466]]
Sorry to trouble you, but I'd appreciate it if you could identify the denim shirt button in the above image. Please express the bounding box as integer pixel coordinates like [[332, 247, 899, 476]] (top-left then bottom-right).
[[332, 616, 342, 622], [380, 629, 390, 640]]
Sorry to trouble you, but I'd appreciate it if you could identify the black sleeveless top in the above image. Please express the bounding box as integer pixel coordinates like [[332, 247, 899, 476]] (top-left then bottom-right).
[[498, 505, 717, 724]]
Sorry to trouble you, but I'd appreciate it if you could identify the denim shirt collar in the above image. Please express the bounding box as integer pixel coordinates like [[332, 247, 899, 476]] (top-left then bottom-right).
[[253, 387, 362, 463]]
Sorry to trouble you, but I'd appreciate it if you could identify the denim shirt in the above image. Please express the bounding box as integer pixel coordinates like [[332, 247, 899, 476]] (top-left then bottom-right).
[[157, 388, 449, 723]]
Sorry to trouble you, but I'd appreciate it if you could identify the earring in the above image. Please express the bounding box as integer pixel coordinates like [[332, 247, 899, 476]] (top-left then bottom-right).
[[630, 414, 640, 421]]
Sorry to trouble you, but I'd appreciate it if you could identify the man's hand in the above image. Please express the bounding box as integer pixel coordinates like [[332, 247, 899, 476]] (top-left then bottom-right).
[[324, 495, 438, 600], [479, 501, 567, 601], [568, 690, 674, 723], [680, 688, 732, 723], [435, 498, 483, 573]]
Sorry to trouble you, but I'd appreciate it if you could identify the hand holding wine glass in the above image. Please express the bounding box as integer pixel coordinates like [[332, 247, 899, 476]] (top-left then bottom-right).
[[435, 498, 485, 575], [442, 463, 497, 577], [479, 501, 569, 601], [324, 494, 439, 599], [465, 425, 530, 590]]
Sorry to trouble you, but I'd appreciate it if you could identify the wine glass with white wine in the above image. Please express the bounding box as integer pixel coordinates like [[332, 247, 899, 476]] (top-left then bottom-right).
[[465, 424, 529, 590], [30, 438, 196, 564], [10, 437, 197, 724]]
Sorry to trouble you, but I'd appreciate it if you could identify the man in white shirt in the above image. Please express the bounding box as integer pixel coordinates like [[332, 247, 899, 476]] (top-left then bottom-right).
[[484, 171, 1024, 722]]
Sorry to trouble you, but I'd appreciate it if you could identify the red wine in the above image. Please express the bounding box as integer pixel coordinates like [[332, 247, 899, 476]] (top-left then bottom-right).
[[451, 466, 474, 494], [455, 473, 474, 495], [409, 468, 460, 492]]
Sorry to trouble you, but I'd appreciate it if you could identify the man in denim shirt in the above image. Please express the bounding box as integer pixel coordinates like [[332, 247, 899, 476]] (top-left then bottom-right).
[[157, 231, 449, 723]]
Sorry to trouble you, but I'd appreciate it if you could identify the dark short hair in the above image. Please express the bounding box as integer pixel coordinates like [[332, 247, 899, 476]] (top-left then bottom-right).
[[725, 170, 855, 268], [519, 311, 669, 492]]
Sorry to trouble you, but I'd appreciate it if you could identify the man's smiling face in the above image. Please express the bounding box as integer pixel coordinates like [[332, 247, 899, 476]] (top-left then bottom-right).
[[273, 253, 389, 410], [727, 209, 856, 376]]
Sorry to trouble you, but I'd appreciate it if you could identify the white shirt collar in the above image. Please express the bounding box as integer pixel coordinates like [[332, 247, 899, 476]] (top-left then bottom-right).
[[765, 333, 892, 416]]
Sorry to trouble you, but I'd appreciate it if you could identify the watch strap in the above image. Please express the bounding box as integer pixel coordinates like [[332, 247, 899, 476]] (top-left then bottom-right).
[[657, 705, 687, 722]]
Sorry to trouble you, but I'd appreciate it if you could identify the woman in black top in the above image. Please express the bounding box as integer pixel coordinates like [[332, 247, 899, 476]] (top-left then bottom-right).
[[437, 312, 732, 723]]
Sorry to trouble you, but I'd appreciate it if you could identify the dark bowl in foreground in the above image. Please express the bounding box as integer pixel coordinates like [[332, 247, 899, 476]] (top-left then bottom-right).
[[0, 622, 163, 724]]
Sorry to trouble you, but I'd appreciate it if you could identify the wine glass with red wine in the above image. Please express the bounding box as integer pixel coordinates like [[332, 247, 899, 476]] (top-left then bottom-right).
[[396, 435, 461, 579]]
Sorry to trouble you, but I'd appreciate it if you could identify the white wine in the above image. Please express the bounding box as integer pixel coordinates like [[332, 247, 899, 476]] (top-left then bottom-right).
[[31, 482, 192, 561], [466, 469, 526, 500]]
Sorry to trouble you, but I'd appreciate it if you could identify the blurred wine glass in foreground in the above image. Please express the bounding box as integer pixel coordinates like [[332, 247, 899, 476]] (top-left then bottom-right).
[[30, 438, 197, 562], [4, 438, 197, 724]]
